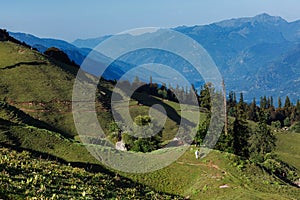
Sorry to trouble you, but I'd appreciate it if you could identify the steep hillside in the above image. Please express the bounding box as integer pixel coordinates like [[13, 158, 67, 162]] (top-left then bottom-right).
[[0, 41, 77, 137], [0, 41, 77, 102], [0, 39, 115, 138]]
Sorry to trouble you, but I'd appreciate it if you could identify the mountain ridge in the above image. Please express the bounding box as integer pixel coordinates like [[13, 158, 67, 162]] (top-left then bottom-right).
[[6, 13, 300, 102]]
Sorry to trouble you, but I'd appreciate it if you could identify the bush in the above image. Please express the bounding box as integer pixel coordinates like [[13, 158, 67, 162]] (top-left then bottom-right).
[[121, 115, 162, 153], [271, 120, 281, 129], [290, 122, 300, 133], [262, 158, 299, 183], [284, 117, 291, 127]]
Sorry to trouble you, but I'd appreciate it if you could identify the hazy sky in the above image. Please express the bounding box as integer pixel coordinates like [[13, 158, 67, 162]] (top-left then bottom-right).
[[1, 0, 300, 42]]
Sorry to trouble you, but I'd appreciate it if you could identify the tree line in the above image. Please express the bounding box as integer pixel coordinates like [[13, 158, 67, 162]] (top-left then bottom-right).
[[117, 76, 300, 130], [109, 78, 300, 161]]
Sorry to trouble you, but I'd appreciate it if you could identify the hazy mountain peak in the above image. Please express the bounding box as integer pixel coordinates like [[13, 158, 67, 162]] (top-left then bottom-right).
[[253, 13, 286, 24], [216, 13, 287, 28], [72, 35, 112, 49]]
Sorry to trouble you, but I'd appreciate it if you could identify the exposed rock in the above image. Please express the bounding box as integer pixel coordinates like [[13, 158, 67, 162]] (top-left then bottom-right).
[[219, 184, 229, 189], [115, 140, 127, 151]]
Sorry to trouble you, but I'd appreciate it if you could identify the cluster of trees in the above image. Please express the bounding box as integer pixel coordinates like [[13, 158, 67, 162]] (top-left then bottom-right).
[[116, 76, 198, 104], [108, 115, 162, 153], [194, 87, 298, 163], [194, 94, 277, 163], [110, 78, 299, 162], [227, 92, 300, 128]]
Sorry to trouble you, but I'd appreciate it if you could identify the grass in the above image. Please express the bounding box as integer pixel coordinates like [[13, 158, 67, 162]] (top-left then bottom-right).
[[0, 41, 78, 137], [0, 41, 115, 138], [275, 131, 300, 172], [0, 40, 300, 199], [0, 42, 74, 102], [0, 146, 180, 199], [121, 148, 300, 200]]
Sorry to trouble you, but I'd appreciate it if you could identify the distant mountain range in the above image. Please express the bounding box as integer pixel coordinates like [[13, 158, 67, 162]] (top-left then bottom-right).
[[9, 13, 300, 103]]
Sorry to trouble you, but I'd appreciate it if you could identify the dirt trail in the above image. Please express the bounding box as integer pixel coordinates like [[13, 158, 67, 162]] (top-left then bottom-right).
[[176, 161, 226, 174]]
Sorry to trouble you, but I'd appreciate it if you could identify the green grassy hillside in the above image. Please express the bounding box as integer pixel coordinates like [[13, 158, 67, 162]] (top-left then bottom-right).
[[0, 40, 184, 199], [122, 148, 300, 200], [0, 41, 114, 138], [0, 39, 299, 199], [0, 146, 179, 199], [0, 42, 74, 102], [0, 41, 77, 137], [276, 131, 300, 171]]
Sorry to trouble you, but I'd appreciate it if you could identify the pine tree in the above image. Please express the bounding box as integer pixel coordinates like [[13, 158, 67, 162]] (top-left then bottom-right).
[[284, 96, 291, 109], [232, 94, 250, 158], [260, 96, 267, 110], [270, 96, 274, 109], [284, 96, 293, 119], [233, 92, 237, 105], [249, 98, 258, 122], [199, 83, 212, 110], [232, 115, 249, 158], [228, 91, 237, 117], [237, 93, 246, 119], [278, 97, 282, 109], [249, 112, 276, 162]]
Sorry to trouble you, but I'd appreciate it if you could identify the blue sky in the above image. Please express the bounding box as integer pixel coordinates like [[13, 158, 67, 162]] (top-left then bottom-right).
[[1, 0, 300, 42]]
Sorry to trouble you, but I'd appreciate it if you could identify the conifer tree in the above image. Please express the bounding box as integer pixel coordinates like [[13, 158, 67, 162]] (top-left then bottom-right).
[[278, 97, 282, 109], [249, 97, 258, 122], [232, 93, 250, 158], [284, 96, 292, 109], [249, 112, 276, 162]]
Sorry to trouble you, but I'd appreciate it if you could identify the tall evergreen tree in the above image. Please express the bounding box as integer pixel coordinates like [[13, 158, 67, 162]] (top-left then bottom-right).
[[284, 96, 291, 109], [278, 97, 282, 109], [260, 96, 267, 110], [228, 91, 237, 117], [199, 83, 213, 110], [248, 97, 258, 122], [232, 115, 249, 158], [270, 96, 274, 109], [232, 94, 250, 158], [249, 112, 276, 162], [237, 93, 246, 119], [233, 92, 237, 105]]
